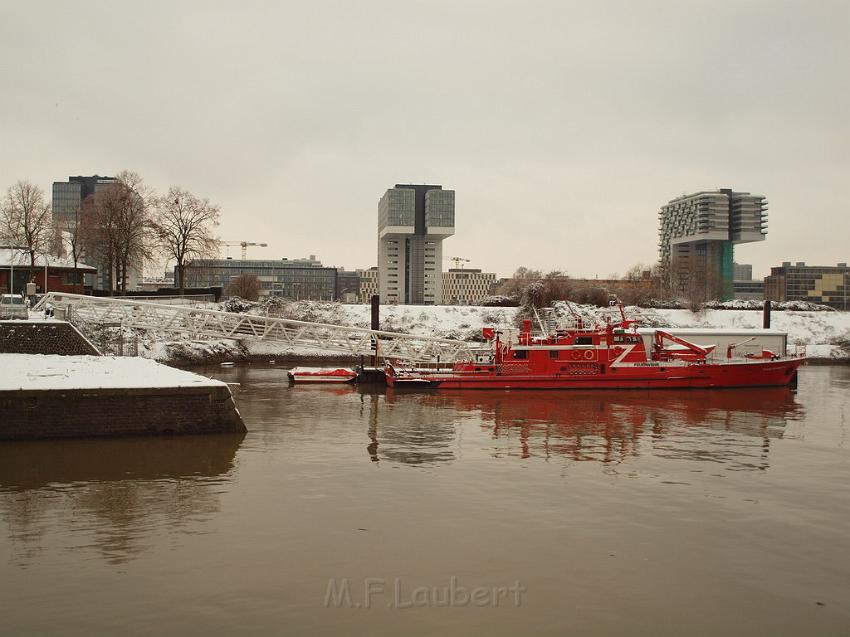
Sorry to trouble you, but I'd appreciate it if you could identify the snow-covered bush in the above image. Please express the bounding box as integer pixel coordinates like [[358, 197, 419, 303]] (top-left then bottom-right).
[[221, 297, 257, 313], [479, 295, 519, 307]]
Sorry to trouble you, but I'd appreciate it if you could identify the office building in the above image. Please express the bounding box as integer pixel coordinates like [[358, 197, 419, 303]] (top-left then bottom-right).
[[765, 262, 849, 310], [51, 174, 137, 291], [658, 189, 767, 301], [732, 262, 764, 300], [442, 269, 497, 305], [378, 184, 455, 304], [52, 175, 118, 227], [733, 263, 753, 281], [336, 269, 361, 303], [357, 267, 379, 303], [183, 256, 338, 300]]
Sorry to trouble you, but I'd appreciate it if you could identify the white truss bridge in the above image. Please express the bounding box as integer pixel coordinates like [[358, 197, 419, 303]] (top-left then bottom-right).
[[34, 293, 478, 363]]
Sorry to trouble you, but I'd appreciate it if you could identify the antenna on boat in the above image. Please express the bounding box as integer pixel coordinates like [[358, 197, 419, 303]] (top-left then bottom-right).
[[608, 295, 628, 324]]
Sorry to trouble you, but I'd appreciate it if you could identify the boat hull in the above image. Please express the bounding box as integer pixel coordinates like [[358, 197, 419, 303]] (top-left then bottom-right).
[[386, 357, 804, 390], [288, 367, 357, 384]]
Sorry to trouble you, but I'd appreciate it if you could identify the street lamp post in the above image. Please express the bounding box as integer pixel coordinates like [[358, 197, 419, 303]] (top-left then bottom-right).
[[1, 245, 29, 296]]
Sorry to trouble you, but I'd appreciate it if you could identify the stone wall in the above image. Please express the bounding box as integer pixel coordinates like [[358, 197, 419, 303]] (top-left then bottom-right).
[[0, 321, 100, 355], [0, 385, 246, 440]]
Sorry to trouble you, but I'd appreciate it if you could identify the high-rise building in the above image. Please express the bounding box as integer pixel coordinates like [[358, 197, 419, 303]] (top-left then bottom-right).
[[658, 189, 767, 301], [52, 175, 121, 291], [765, 262, 849, 310], [378, 184, 454, 304], [52, 175, 118, 227]]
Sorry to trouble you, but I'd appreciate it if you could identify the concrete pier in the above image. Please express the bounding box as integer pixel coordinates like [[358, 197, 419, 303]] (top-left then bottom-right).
[[0, 354, 245, 440]]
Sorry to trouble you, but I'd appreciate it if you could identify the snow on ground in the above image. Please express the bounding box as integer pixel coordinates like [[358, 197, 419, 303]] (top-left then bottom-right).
[[125, 301, 850, 363], [656, 309, 850, 359], [0, 354, 225, 390]]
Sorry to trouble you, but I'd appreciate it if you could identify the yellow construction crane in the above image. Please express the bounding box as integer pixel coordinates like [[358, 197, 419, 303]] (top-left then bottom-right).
[[444, 256, 471, 269], [223, 241, 268, 259]]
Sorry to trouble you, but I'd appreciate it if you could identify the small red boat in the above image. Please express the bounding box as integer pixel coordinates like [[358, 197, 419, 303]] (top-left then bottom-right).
[[385, 304, 805, 390], [288, 367, 357, 384]]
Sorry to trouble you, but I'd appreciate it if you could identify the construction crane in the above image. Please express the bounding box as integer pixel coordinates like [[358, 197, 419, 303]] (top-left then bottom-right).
[[444, 256, 471, 270], [223, 241, 268, 259]]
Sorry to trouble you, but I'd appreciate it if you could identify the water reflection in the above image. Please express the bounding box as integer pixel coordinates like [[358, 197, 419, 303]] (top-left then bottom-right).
[[384, 387, 802, 469], [359, 387, 456, 465], [0, 435, 243, 566]]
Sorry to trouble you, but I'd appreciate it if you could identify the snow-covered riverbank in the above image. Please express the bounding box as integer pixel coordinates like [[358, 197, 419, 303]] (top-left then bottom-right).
[[132, 301, 850, 365]]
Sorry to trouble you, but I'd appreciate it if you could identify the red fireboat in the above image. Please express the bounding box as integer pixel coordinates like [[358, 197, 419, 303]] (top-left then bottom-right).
[[385, 303, 805, 390]]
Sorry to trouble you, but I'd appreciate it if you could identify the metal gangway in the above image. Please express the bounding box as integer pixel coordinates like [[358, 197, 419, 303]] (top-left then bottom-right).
[[34, 293, 478, 363]]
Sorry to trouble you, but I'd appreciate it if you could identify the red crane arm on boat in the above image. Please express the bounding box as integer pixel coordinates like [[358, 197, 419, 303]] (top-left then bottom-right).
[[654, 330, 713, 357]]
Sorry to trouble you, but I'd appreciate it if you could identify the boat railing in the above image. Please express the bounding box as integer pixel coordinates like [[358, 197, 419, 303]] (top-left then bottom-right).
[[402, 361, 457, 372]]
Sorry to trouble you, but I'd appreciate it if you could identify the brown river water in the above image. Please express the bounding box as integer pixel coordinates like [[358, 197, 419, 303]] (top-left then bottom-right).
[[1, 364, 849, 636]]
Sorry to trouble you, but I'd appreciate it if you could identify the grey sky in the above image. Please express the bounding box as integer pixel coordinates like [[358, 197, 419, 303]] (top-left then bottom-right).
[[1, 0, 847, 278]]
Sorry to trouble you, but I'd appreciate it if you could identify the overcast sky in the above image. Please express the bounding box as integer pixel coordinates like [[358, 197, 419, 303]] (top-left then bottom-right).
[[1, 1, 847, 279]]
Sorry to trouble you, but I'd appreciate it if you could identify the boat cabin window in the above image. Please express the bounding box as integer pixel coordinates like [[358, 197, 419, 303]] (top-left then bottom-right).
[[614, 335, 640, 344], [575, 336, 593, 345], [513, 350, 528, 360], [549, 350, 560, 359]]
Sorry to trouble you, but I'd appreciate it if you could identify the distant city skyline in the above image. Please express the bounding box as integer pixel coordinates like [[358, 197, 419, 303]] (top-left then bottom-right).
[[2, 2, 847, 280]]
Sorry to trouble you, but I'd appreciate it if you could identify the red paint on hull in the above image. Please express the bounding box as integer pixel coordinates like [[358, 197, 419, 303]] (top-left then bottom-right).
[[386, 358, 803, 390]]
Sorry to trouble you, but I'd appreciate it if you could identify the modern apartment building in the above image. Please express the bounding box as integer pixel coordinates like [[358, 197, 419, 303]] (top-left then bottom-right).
[[658, 189, 767, 301], [442, 269, 497, 305], [378, 184, 455, 304], [183, 256, 338, 300], [765, 262, 849, 310]]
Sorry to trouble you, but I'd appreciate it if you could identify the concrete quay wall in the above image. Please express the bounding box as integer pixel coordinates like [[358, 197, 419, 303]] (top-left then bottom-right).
[[0, 385, 245, 440], [0, 321, 99, 356]]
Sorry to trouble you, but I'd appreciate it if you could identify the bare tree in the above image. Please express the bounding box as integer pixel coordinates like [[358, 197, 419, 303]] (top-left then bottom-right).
[[497, 266, 543, 297], [227, 274, 260, 301], [82, 171, 155, 294], [50, 222, 65, 259], [1, 181, 53, 287], [61, 196, 90, 289], [153, 187, 220, 295]]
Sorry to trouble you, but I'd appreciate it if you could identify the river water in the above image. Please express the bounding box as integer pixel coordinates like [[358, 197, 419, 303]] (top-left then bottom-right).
[[1, 364, 849, 636]]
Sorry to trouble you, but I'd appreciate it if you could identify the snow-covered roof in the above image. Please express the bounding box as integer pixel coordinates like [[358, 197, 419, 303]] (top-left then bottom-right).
[[0, 251, 96, 271]]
